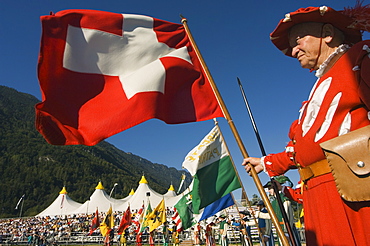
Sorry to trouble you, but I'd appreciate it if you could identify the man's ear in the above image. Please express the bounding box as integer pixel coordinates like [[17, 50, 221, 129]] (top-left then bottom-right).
[[322, 24, 335, 43]]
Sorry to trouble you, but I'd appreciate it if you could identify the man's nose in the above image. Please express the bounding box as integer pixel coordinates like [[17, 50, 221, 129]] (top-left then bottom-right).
[[291, 46, 299, 58]]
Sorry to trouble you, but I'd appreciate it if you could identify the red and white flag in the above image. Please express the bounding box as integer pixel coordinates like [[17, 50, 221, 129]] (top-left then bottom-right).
[[132, 203, 145, 231], [36, 9, 224, 145], [171, 207, 183, 232]]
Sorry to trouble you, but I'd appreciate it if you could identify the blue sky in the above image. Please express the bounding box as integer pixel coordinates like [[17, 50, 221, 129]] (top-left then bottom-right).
[[1, 0, 368, 199]]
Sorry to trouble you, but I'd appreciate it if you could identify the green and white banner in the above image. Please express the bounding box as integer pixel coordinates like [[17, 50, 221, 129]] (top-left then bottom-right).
[[182, 126, 241, 214]]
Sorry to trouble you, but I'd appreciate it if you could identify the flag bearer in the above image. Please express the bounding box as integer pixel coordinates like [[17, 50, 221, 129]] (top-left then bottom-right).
[[243, 3, 370, 245]]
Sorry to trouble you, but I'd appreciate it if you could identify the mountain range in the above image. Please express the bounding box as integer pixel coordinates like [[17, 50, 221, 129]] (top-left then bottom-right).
[[0, 85, 191, 218]]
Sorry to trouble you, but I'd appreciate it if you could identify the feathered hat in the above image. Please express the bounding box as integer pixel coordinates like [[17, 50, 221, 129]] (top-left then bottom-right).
[[270, 1, 370, 57]]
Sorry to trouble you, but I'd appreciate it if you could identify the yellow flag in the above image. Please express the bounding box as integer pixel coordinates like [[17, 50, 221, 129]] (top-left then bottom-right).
[[296, 208, 304, 229], [145, 199, 166, 232], [100, 205, 114, 236]]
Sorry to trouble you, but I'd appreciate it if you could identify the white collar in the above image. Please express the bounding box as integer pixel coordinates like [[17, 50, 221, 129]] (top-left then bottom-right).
[[315, 44, 350, 78]]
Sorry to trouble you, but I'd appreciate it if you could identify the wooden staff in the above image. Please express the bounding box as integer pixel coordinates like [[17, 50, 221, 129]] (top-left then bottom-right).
[[229, 192, 265, 246], [215, 121, 265, 246], [181, 16, 290, 246]]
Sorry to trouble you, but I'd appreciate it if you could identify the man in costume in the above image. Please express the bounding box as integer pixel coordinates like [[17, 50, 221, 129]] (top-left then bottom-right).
[[193, 223, 202, 246], [263, 176, 301, 246], [255, 201, 274, 246], [205, 221, 216, 246], [162, 221, 170, 246], [238, 211, 253, 246], [243, 3, 370, 245], [218, 215, 229, 246]]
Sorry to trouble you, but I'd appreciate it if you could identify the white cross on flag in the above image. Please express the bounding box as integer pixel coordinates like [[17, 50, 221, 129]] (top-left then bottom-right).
[[36, 9, 224, 145]]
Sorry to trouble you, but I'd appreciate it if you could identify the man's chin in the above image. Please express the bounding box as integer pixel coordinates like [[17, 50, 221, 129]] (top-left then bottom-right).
[[298, 59, 317, 70], [299, 62, 313, 70]]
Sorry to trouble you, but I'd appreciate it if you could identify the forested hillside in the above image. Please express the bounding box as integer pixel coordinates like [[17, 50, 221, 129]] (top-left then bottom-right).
[[0, 86, 190, 218]]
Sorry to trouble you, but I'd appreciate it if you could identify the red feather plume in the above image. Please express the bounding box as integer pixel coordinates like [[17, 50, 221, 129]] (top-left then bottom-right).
[[342, 0, 370, 32]]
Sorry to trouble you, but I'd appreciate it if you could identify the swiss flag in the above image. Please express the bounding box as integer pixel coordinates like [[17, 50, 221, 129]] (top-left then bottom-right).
[[36, 9, 224, 145]]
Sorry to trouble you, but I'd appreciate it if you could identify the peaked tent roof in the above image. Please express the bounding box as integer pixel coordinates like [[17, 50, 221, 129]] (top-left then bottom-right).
[[74, 181, 125, 214], [115, 176, 181, 211], [37, 177, 186, 215], [36, 187, 82, 217], [119, 188, 135, 203], [116, 176, 165, 211], [163, 185, 177, 197]]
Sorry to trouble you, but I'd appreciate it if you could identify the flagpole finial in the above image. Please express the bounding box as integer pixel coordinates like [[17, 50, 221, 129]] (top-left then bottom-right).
[[180, 15, 187, 23]]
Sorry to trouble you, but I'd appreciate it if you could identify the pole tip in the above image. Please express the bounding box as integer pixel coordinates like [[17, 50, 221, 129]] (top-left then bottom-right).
[[180, 14, 187, 23]]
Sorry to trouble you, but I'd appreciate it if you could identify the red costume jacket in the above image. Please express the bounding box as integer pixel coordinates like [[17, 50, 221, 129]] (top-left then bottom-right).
[[263, 41, 370, 246]]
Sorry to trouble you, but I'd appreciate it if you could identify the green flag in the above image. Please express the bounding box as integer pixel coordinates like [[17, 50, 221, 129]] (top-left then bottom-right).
[[182, 125, 241, 213], [174, 193, 197, 230], [139, 201, 152, 232]]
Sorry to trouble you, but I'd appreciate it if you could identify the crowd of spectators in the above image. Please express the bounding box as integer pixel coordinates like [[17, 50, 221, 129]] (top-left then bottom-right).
[[0, 208, 264, 246], [0, 209, 178, 246], [0, 213, 99, 245]]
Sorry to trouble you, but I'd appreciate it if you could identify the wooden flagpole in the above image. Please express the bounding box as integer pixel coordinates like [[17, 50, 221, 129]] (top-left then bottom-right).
[[181, 17, 290, 246], [214, 120, 265, 245], [229, 192, 264, 246]]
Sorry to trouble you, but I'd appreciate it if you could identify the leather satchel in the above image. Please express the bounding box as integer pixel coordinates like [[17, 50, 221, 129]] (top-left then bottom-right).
[[319, 125, 370, 202]]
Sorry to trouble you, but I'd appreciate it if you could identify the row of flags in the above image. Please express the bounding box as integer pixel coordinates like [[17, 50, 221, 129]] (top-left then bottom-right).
[[89, 199, 163, 236], [90, 194, 235, 237], [89, 124, 241, 235]]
